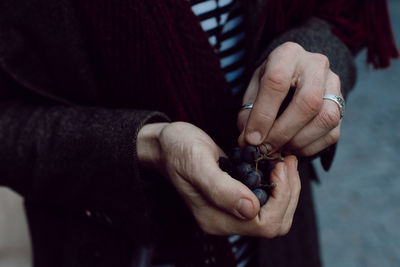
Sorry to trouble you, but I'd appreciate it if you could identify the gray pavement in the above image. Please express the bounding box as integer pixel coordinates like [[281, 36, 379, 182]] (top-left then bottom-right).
[[312, 1, 400, 266]]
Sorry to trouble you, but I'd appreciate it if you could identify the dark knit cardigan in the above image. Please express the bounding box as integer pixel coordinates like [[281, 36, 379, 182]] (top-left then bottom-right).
[[0, 0, 397, 266]]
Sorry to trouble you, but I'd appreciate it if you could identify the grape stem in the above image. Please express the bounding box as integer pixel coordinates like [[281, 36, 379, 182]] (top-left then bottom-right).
[[257, 144, 285, 161], [255, 154, 284, 166]]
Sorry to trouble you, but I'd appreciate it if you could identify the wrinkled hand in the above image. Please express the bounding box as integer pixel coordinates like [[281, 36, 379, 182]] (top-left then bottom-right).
[[238, 42, 343, 156], [137, 122, 300, 237]]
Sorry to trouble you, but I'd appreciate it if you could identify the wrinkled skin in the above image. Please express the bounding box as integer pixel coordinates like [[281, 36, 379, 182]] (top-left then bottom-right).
[[136, 41, 342, 237], [238, 42, 343, 157], [137, 122, 300, 237]]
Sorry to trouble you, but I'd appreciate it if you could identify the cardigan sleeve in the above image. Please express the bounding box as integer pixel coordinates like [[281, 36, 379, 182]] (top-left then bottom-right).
[[257, 17, 357, 99], [0, 86, 170, 242]]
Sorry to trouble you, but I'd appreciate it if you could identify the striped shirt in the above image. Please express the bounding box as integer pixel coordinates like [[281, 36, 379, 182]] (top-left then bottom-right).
[[190, 0, 247, 95], [189, 1, 256, 266]]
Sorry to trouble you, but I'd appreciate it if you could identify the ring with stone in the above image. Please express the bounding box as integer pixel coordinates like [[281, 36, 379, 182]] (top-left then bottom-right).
[[323, 94, 345, 119]]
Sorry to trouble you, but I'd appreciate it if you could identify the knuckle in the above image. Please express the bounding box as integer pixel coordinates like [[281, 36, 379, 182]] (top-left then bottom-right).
[[254, 109, 275, 123], [325, 129, 340, 145], [280, 41, 304, 53], [313, 53, 330, 69], [329, 72, 342, 94], [187, 142, 201, 158], [262, 69, 290, 94], [295, 92, 322, 116], [331, 72, 341, 88], [248, 109, 275, 132], [317, 109, 341, 129], [185, 147, 203, 174]]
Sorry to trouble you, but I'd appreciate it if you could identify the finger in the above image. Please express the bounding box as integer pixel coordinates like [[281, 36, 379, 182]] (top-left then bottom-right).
[[243, 64, 263, 105], [296, 125, 341, 156], [189, 195, 261, 236], [191, 157, 300, 238], [243, 42, 303, 146], [279, 156, 300, 235], [255, 159, 293, 237], [189, 196, 247, 235], [286, 71, 342, 151], [237, 109, 251, 137], [237, 67, 261, 134], [263, 52, 330, 153], [189, 152, 260, 220]]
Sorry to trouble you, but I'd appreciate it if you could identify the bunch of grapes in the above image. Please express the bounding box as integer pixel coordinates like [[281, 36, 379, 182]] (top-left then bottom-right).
[[218, 146, 278, 207]]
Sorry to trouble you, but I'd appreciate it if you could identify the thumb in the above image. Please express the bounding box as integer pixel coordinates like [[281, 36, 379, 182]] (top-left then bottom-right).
[[192, 155, 260, 220]]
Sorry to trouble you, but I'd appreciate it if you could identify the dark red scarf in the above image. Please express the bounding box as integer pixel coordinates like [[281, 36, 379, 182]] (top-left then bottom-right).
[[260, 0, 398, 68]]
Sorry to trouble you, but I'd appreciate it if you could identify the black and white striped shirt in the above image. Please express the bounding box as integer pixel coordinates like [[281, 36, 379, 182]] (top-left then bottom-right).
[[190, 0, 247, 95], [189, 1, 256, 266]]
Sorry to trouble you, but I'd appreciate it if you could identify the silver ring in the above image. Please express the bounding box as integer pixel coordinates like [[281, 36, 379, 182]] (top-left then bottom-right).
[[323, 94, 345, 119], [240, 103, 253, 111]]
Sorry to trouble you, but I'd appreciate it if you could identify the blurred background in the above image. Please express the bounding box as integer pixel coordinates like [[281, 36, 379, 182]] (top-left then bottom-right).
[[312, 0, 400, 266], [0, 1, 399, 267]]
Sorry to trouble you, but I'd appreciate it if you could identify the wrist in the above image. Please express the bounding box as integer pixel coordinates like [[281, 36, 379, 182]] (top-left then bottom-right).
[[137, 122, 170, 170]]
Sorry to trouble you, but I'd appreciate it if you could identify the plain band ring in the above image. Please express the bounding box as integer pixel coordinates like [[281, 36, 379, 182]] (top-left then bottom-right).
[[323, 94, 345, 119], [241, 103, 253, 111]]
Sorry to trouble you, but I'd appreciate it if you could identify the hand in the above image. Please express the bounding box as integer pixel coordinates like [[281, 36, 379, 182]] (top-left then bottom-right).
[[137, 122, 301, 237], [238, 42, 343, 157]]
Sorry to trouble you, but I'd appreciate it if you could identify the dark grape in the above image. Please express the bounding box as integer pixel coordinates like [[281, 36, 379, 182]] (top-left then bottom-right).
[[253, 188, 268, 206], [242, 170, 261, 190], [218, 157, 234, 176], [241, 145, 260, 163], [218, 145, 274, 208], [255, 169, 263, 180], [231, 147, 242, 164], [236, 162, 253, 178]]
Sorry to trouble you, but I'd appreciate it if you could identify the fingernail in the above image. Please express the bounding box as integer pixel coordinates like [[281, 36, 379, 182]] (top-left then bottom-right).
[[247, 131, 262, 145], [236, 198, 254, 219]]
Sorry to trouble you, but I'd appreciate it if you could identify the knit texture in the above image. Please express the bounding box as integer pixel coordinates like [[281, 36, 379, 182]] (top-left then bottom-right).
[[72, 0, 237, 146]]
